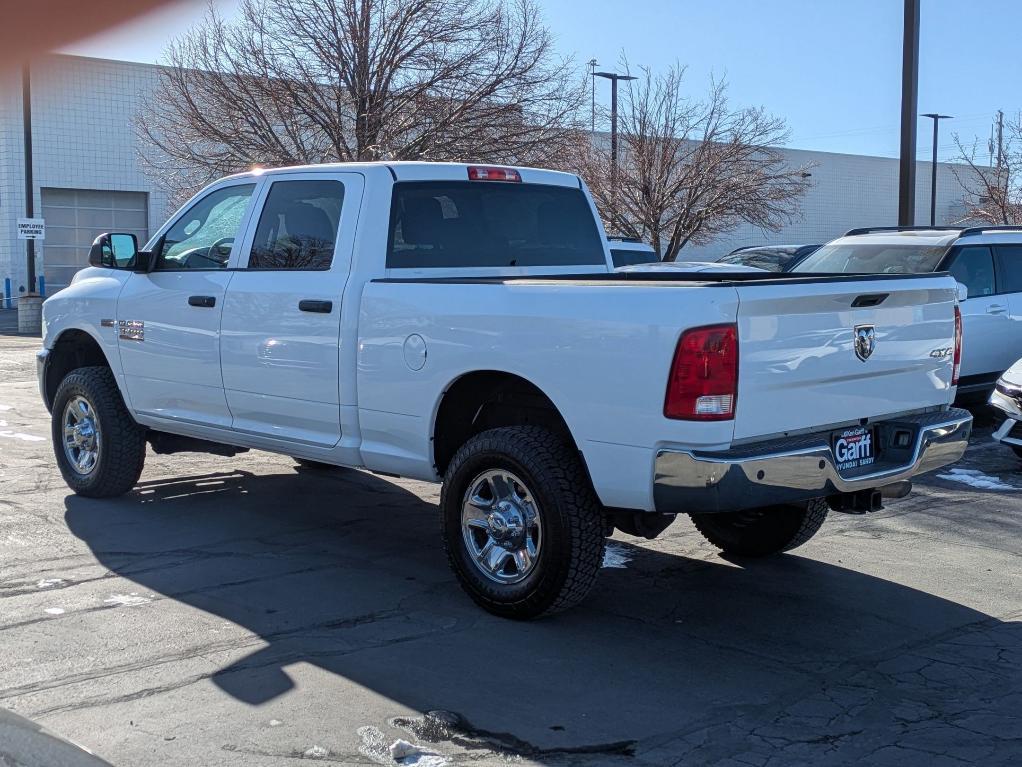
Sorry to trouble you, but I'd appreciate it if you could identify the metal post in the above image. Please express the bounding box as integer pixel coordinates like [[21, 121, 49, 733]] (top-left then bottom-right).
[[898, 0, 920, 226], [610, 76, 618, 226], [922, 114, 951, 227], [595, 71, 636, 232], [22, 62, 36, 294], [588, 59, 598, 135], [929, 117, 938, 226]]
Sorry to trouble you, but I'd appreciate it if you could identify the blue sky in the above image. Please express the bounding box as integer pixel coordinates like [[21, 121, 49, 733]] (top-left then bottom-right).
[[63, 0, 1022, 162]]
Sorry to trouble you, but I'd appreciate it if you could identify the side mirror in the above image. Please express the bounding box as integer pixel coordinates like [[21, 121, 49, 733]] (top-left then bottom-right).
[[88, 232, 151, 272], [955, 281, 969, 302]]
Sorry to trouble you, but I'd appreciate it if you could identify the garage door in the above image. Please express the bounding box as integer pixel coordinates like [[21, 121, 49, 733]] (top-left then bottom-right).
[[41, 188, 148, 294]]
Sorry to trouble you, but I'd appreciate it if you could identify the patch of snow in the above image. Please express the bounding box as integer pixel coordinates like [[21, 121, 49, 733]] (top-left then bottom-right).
[[37, 578, 65, 589], [269, 719, 283, 727], [357, 726, 391, 764], [389, 740, 447, 766], [0, 405, 12, 411], [303, 746, 329, 759], [44, 608, 65, 615], [936, 468, 1016, 491], [0, 430, 45, 442], [602, 542, 632, 569], [104, 593, 152, 607]]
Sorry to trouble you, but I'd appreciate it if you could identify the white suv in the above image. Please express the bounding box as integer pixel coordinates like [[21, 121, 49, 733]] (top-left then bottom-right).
[[794, 226, 1022, 396]]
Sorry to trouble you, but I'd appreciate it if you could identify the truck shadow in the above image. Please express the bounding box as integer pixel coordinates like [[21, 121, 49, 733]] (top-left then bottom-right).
[[63, 465, 1011, 760]]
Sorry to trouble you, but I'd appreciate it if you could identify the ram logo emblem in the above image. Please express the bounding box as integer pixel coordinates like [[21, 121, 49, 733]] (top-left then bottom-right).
[[854, 324, 876, 361]]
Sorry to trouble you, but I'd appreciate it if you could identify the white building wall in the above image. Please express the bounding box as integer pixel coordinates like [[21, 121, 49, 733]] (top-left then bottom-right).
[[677, 147, 974, 260], [0, 54, 171, 303]]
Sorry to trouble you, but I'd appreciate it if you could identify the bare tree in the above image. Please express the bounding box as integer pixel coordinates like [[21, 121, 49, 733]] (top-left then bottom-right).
[[951, 114, 1022, 225], [579, 65, 812, 261], [139, 0, 584, 198]]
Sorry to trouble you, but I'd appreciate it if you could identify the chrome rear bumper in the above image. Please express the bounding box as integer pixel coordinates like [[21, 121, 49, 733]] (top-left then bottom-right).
[[654, 409, 972, 514]]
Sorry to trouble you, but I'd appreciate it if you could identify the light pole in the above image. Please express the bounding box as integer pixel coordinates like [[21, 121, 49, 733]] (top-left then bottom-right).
[[921, 113, 952, 226], [594, 71, 636, 231], [587, 59, 598, 135], [898, 0, 920, 225]]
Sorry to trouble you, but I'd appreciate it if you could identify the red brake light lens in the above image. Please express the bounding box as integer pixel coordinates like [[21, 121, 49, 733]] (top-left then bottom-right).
[[467, 166, 521, 182], [664, 324, 739, 420], [952, 305, 962, 385]]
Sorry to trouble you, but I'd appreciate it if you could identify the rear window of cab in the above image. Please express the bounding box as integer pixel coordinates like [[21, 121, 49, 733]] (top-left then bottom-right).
[[386, 181, 605, 268]]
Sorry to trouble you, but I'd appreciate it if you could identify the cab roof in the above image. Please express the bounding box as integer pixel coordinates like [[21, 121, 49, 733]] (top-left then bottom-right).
[[223, 161, 583, 188]]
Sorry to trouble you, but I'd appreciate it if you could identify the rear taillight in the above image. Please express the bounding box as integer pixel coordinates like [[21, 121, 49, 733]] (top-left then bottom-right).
[[664, 324, 738, 420], [467, 166, 521, 182], [952, 305, 962, 385]]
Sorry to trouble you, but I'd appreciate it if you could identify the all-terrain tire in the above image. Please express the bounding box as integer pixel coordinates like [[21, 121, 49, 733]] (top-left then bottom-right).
[[51, 366, 146, 498], [440, 426, 605, 619], [690, 498, 829, 557]]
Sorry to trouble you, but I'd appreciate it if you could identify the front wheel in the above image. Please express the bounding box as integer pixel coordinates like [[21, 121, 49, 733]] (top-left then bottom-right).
[[51, 366, 146, 498], [690, 499, 828, 557], [440, 426, 605, 619]]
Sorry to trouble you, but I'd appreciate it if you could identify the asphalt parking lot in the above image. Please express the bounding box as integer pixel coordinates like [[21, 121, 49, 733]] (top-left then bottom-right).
[[1, 333, 1020, 766]]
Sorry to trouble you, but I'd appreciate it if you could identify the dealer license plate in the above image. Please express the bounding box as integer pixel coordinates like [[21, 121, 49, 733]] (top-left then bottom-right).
[[832, 426, 876, 472]]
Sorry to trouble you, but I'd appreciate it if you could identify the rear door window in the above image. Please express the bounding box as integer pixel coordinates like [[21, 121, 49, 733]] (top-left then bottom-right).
[[247, 180, 344, 270], [948, 246, 996, 298], [993, 245, 1022, 294], [387, 182, 605, 268]]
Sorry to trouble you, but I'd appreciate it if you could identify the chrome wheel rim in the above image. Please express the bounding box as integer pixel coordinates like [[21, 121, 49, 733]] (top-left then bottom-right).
[[461, 469, 542, 585], [62, 395, 101, 476]]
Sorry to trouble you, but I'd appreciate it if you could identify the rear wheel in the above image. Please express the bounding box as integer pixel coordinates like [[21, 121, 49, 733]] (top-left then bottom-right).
[[440, 426, 605, 619], [691, 499, 828, 557], [51, 366, 146, 498]]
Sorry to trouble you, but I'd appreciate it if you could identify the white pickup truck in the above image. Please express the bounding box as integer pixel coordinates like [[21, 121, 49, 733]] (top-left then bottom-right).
[[38, 162, 972, 618]]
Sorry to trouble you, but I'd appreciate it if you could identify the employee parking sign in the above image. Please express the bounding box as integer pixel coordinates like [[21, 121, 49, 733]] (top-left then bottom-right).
[[17, 218, 45, 240]]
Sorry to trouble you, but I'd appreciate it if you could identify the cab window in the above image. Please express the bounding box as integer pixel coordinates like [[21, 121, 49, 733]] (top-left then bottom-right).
[[947, 245, 995, 298], [155, 184, 256, 271], [247, 180, 344, 270], [994, 245, 1022, 294]]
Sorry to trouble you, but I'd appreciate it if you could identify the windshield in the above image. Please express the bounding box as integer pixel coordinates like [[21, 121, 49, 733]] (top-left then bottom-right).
[[793, 242, 948, 274], [719, 249, 799, 272]]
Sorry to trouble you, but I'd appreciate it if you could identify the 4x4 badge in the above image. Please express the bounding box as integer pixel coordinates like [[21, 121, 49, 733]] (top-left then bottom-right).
[[854, 324, 876, 361]]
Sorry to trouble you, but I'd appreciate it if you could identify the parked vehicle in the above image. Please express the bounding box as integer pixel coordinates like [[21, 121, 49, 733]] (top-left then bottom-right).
[[795, 226, 1022, 396], [39, 163, 971, 618], [607, 236, 658, 267], [990, 359, 1022, 459], [718, 243, 823, 272]]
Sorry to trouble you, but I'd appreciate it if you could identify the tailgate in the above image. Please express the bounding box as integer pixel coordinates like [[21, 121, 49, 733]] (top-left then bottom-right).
[[733, 275, 958, 441]]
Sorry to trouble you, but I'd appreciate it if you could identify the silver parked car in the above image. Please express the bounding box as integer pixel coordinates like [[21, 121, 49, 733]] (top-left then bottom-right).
[[794, 225, 1022, 397]]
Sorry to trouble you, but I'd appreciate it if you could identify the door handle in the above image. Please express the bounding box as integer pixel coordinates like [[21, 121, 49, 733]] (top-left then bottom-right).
[[298, 299, 333, 313], [987, 304, 1007, 315], [188, 295, 216, 308]]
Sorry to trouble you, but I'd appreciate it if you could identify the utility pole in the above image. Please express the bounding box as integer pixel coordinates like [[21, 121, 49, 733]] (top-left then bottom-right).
[[594, 71, 636, 231], [23, 62, 36, 294], [922, 113, 952, 226], [996, 109, 1004, 168], [18, 60, 42, 334], [588, 59, 598, 135], [898, 0, 920, 226]]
